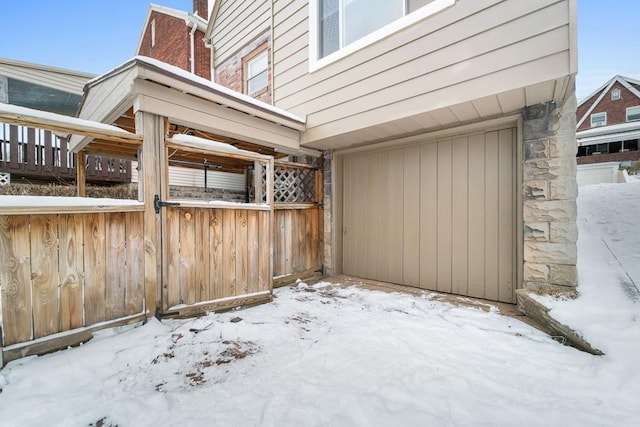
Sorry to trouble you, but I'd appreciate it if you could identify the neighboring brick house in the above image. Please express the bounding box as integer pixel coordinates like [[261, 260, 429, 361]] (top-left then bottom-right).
[[576, 75, 640, 165], [136, 0, 211, 80]]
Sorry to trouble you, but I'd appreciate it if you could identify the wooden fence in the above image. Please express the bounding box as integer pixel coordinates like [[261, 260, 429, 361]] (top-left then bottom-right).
[[0, 208, 146, 362], [0, 123, 131, 184], [273, 206, 322, 283]]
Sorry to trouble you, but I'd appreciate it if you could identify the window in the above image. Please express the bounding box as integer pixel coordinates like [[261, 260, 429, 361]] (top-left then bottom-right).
[[590, 112, 606, 128], [310, 0, 456, 70], [244, 49, 268, 95], [611, 88, 620, 101], [626, 106, 640, 122]]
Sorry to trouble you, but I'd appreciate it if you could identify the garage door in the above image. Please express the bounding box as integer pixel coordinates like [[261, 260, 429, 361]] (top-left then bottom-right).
[[342, 128, 516, 303]]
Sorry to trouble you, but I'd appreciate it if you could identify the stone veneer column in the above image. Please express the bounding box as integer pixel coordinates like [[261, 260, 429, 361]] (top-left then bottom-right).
[[322, 149, 334, 276], [522, 91, 578, 291]]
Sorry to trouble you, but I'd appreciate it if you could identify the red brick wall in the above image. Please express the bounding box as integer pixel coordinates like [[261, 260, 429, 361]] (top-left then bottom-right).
[[138, 11, 211, 80], [193, 0, 208, 19], [577, 82, 640, 131], [214, 31, 272, 104]]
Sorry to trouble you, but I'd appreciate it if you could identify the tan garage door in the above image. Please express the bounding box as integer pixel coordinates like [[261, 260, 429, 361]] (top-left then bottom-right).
[[342, 128, 516, 303]]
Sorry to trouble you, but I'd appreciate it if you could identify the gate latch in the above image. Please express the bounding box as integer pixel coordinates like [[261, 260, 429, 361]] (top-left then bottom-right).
[[154, 194, 180, 214]]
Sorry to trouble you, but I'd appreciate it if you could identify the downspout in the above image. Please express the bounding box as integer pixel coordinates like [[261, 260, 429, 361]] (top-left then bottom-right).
[[189, 21, 198, 74]]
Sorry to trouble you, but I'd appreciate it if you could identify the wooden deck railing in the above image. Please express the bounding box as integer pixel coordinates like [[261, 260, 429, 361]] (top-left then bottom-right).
[[0, 123, 131, 184]]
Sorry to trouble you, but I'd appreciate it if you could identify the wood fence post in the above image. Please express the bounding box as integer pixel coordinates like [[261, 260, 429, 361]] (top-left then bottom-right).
[[76, 151, 86, 197]]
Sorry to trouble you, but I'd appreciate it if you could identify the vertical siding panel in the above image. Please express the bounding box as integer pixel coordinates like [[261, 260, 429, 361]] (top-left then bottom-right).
[[437, 139, 453, 293], [31, 215, 60, 338], [354, 155, 368, 277], [210, 209, 224, 299], [403, 146, 421, 286], [387, 150, 404, 284], [195, 209, 211, 302], [467, 134, 486, 298], [419, 143, 438, 290], [365, 153, 379, 279], [179, 208, 196, 304], [451, 137, 469, 296], [342, 157, 354, 274], [484, 131, 500, 301], [0, 216, 32, 345], [377, 153, 390, 282], [498, 129, 515, 303], [125, 212, 144, 315], [222, 209, 237, 297], [166, 208, 181, 307], [84, 213, 106, 324], [258, 210, 271, 292], [247, 210, 260, 294], [105, 212, 126, 320], [59, 214, 84, 330], [236, 209, 249, 295]]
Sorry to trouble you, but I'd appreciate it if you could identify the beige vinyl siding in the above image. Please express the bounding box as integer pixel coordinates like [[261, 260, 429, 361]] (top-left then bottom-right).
[[212, 0, 271, 66], [272, 0, 573, 146], [342, 128, 516, 303], [0, 59, 94, 95]]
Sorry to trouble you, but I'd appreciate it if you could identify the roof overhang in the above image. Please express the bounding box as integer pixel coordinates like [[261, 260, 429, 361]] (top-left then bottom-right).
[[577, 121, 640, 147], [71, 56, 308, 161]]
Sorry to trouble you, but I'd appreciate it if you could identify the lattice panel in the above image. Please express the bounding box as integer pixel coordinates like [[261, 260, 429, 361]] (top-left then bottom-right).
[[273, 166, 315, 203], [0, 172, 9, 186]]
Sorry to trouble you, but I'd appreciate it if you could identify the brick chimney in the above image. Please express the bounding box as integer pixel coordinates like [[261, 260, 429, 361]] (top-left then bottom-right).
[[193, 0, 208, 19]]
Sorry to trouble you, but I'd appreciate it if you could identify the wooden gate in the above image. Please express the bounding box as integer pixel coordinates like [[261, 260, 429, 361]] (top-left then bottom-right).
[[158, 136, 275, 317]]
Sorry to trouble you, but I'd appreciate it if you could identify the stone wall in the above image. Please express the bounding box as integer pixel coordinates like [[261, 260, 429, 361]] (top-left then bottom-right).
[[522, 91, 578, 291]]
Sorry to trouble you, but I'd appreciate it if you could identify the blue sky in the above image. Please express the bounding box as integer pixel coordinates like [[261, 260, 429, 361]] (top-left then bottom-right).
[[1, 0, 638, 101]]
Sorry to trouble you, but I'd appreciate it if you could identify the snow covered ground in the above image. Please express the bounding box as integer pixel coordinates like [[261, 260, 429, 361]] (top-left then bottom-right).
[[0, 182, 639, 427]]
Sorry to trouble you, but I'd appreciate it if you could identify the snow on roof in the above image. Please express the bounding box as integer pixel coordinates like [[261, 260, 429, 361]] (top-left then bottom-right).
[[0, 103, 138, 137], [169, 133, 272, 160], [0, 195, 143, 208], [86, 56, 305, 125]]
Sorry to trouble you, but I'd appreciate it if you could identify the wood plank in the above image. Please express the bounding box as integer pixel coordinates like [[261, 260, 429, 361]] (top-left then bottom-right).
[[125, 212, 145, 315], [247, 210, 260, 294], [30, 214, 60, 339], [222, 209, 237, 297], [195, 208, 211, 302], [403, 146, 421, 286], [273, 210, 284, 277], [467, 133, 486, 298], [76, 151, 86, 197], [304, 208, 313, 271], [387, 150, 404, 284], [419, 142, 438, 290], [498, 128, 515, 303], [437, 139, 453, 293], [83, 213, 106, 325], [283, 209, 293, 275], [166, 207, 181, 307], [0, 216, 33, 345], [293, 209, 306, 273], [451, 137, 469, 296], [209, 209, 224, 299], [179, 208, 197, 304], [484, 131, 500, 301], [309, 207, 319, 270], [58, 214, 84, 331], [258, 210, 271, 292], [105, 212, 126, 320], [235, 209, 249, 295], [167, 291, 272, 319]]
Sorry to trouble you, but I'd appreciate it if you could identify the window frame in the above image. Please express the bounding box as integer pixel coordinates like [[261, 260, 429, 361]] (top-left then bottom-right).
[[590, 112, 607, 128], [243, 46, 269, 96], [309, 0, 456, 72], [611, 88, 621, 101], [626, 106, 640, 122]]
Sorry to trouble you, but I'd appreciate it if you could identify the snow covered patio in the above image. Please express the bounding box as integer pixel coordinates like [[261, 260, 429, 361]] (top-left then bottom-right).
[[0, 181, 639, 426]]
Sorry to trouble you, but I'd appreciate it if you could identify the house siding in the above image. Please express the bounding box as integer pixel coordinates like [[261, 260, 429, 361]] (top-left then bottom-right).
[[271, 0, 574, 146], [576, 82, 640, 132], [211, 0, 271, 67]]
